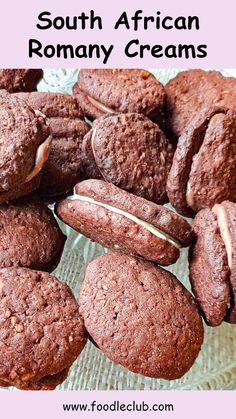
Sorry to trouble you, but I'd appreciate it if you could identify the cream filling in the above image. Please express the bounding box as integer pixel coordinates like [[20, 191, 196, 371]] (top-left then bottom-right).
[[69, 193, 180, 249], [91, 127, 97, 156], [91, 126, 97, 144], [24, 136, 51, 183], [212, 204, 232, 269], [0, 110, 51, 194], [186, 182, 194, 207], [87, 95, 114, 114]]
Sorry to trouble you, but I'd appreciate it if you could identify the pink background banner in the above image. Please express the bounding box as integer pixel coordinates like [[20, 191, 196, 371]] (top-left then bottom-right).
[[0, 0, 235, 68], [0, 390, 235, 418]]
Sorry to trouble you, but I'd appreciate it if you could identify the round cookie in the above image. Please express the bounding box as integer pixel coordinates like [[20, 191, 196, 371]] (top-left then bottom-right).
[[0, 69, 43, 93], [0, 197, 66, 272], [56, 179, 194, 266], [0, 90, 51, 203], [79, 252, 204, 380], [83, 113, 174, 204], [189, 201, 236, 326], [14, 92, 90, 200], [0, 267, 87, 390], [165, 69, 236, 138], [73, 69, 166, 124], [167, 107, 236, 216]]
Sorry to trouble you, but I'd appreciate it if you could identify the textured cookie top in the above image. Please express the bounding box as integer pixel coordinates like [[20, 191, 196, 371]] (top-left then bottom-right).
[[167, 107, 236, 216], [0, 69, 43, 93], [74, 69, 166, 118], [0, 267, 87, 389], [165, 69, 236, 137], [0, 198, 66, 272], [15, 92, 83, 119], [14, 92, 90, 199], [91, 113, 174, 204], [79, 252, 204, 380], [0, 90, 51, 193], [189, 207, 231, 326]]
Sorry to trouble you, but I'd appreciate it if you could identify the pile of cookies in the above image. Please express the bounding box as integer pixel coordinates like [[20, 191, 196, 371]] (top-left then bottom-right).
[[0, 68, 235, 390]]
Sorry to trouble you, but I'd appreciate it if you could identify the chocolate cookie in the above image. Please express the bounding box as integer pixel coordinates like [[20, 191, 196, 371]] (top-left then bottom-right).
[[189, 201, 236, 326], [0, 267, 87, 390], [79, 252, 204, 380], [82, 113, 173, 203], [14, 92, 90, 200], [73, 69, 166, 124], [56, 179, 194, 266], [167, 107, 236, 216], [0, 197, 66, 272], [165, 69, 236, 138], [0, 90, 51, 203], [0, 69, 43, 93]]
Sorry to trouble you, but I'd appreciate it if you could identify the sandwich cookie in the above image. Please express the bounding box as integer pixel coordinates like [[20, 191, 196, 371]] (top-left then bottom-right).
[[56, 179, 194, 266], [14, 92, 90, 200], [79, 252, 204, 380], [0, 91, 51, 203], [0, 267, 87, 390], [0, 197, 66, 272], [165, 69, 236, 138], [167, 107, 236, 216], [73, 69, 166, 124], [81, 113, 174, 204], [189, 201, 236, 326]]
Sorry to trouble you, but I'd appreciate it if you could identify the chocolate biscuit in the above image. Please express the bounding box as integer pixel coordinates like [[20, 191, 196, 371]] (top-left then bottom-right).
[[14, 92, 90, 200], [0, 69, 43, 93], [83, 113, 174, 204], [189, 201, 236, 325], [73, 69, 166, 123], [0, 197, 66, 272], [0, 90, 51, 203], [167, 107, 236, 216], [56, 179, 194, 266], [0, 267, 87, 390], [165, 69, 236, 138], [79, 252, 204, 380]]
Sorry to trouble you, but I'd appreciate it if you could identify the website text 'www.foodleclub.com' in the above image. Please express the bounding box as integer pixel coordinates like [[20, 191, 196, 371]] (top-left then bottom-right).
[[62, 399, 174, 413]]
